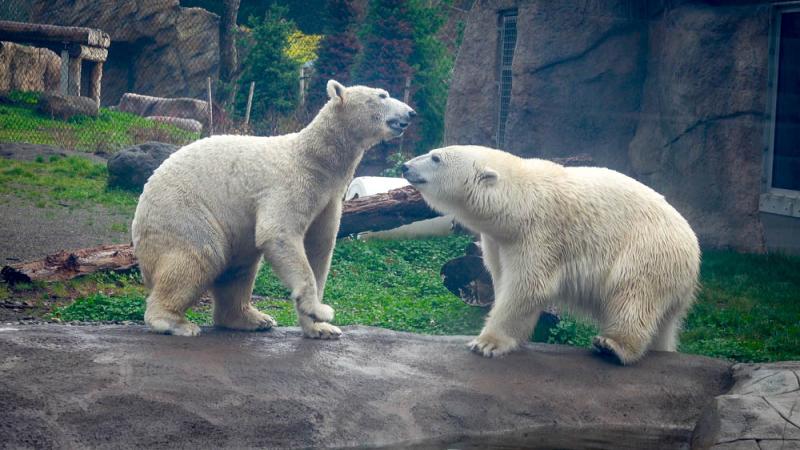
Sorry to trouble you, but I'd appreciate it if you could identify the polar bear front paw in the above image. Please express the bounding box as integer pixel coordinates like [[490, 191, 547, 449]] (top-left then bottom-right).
[[148, 317, 201, 337], [302, 321, 342, 340], [300, 303, 335, 323], [468, 332, 518, 357], [592, 335, 633, 365]]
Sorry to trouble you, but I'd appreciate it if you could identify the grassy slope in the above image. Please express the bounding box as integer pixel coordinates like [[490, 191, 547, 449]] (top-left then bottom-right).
[[40, 235, 800, 363], [0, 155, 139, 213], [0, 92, 199, 152]]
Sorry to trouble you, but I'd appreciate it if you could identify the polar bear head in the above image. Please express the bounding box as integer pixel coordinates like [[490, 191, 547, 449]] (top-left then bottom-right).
[[324, 80, 416, 144], [401, 145, 505, 220]]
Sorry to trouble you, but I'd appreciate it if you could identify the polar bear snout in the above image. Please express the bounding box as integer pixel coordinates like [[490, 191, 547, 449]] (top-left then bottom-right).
[[386, 106, 416, 136], [401, 161, 426, 185]]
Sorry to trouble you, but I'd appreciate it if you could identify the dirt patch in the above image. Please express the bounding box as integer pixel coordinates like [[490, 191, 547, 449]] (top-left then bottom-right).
[[0, 142, 132, 264]]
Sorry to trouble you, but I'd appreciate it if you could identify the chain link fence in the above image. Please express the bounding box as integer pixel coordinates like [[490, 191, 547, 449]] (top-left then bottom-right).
[[0, 0, 309, 153]]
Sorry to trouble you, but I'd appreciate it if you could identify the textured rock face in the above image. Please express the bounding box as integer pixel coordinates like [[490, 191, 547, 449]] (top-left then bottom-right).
[[0, 325, 732, 449], [37, 93, 99, 120], [107, 141, 178, 190], [30, 0, 219, 106], [691, 362, 800, 450], [445, 1, 771, 251], [0, 41, 61, 93], [118, 93, 212, 129]]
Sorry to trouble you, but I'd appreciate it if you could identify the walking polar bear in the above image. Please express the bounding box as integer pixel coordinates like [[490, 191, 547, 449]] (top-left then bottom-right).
[[402, 145, 700, 364], [132, 80, 415, 338]]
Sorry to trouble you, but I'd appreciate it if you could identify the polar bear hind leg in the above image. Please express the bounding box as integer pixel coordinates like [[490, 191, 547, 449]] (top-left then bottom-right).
[[650, 299, 692, 352], [593, 288, 665, 365], [212, 257, 276, 331], [143, 251, 210, 337]]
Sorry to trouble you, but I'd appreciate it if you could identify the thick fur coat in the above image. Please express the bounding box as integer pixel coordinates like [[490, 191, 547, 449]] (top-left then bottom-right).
[[403, 145, 700, 364], [132, 81, 415, 338]]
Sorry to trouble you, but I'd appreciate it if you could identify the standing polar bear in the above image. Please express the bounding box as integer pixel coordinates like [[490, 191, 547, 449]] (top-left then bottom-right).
[[402, 145, 700, 364], [132, 80, 415, 338]]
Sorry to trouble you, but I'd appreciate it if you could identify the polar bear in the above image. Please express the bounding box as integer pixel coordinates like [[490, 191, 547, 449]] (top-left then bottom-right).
[[402, 145, 700, 364], [131, 80, 415, 338]]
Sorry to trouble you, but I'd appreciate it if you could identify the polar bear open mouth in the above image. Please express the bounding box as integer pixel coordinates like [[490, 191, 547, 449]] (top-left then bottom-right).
[[387, 118, 410, 136]]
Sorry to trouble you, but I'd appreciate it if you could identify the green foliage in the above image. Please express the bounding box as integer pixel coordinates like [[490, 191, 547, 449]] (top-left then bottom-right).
[[52, 292, 146, 322], [253, 235, 486, 333], [547, 315, 597, 347], [305, 0, 362, 112], [0, 97, 198, 152], [352, 0, 454, 158], [379, 151, 407, 177], [236, 5, 301, 127], [286, 30, 322, 64], [0, 155, 138, 213]]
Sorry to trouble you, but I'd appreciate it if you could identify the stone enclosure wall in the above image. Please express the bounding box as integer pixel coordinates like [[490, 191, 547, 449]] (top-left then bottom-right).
[[28, 0, 219, 106], [446, 0, 780, 252]]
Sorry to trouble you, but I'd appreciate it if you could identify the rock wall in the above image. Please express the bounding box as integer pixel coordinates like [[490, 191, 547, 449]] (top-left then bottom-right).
[[30, 0, 219, 106], [445, 0, 773, 251], [0, 41, 60, 93]]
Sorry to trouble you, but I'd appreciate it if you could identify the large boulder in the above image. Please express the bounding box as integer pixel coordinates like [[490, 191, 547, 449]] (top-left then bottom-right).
[[0, 324, 732, 449], [0, 41, 61, 93], [30, 0, 219, 106], [107, 142, 178, 190], [444, 1, 771, 252], [37, 92, 99, 120]]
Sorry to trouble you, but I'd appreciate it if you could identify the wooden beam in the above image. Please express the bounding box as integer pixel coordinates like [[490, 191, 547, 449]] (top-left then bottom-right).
[[68, 43, 107, 62], [0, 20, 110, 48]]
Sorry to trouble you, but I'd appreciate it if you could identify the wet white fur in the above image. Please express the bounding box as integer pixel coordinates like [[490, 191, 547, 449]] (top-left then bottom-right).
[[404, 145, 700, 364], [132, 81, 414, 338]]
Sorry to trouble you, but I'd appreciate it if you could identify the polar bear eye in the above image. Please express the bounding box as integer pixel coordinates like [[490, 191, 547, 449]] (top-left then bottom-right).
[[431, 155, 441, 163], [378, 93, 387, 99]]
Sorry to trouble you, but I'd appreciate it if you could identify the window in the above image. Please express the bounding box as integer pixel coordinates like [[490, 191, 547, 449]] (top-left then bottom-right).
[[762, 6, 800, 217], [771, 10, 800, 190], [497, 9, 517, 150]]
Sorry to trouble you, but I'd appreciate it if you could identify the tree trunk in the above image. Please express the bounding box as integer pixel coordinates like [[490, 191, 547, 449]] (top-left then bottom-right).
[[338, 185, 439, 238], [219, 0, 241, 83]]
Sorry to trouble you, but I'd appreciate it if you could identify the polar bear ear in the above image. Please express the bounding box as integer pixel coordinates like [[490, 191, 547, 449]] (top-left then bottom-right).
[[327, 80, 346, 103], [479, 167, 499, 185]]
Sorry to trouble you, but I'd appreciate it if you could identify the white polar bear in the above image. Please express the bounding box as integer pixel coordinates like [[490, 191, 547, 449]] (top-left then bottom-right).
[[402, 145, 700, 364], [131, 80, 415, 338]]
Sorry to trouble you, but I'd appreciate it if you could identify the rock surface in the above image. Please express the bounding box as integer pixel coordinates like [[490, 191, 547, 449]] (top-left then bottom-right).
[[30, 0, 219, 105], [107, 141, 178, 190], [445, 0, 771, 252], [0, 324, 732, 449], [691, 362, 800, 450], [0, 41, 61, 94], [118, 93, 216, 130], [37, 92, 99, 120]]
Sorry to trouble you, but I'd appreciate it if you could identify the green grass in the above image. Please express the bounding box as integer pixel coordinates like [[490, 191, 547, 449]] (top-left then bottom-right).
[[0, 155, 139, 213], [680, 250, 800, 362], [45, 237, 800, 363], [0, 91, 199, 153]]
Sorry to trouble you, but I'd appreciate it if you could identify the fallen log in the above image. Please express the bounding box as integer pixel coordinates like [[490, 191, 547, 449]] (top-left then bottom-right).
[[1, 243, 136, 284], [338, 185, 439, 238]]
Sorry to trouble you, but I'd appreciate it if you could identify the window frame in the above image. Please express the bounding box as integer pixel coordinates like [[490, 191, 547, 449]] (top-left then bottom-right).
[[761, 2, 800, 217]]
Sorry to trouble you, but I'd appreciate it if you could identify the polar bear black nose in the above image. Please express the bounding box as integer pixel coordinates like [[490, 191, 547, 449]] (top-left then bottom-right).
[[408, 109, 417, 118], [401, 164, 410, 173]]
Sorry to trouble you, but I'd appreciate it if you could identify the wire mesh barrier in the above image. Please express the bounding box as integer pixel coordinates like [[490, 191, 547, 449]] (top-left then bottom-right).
[[0, 0, 324, 154]]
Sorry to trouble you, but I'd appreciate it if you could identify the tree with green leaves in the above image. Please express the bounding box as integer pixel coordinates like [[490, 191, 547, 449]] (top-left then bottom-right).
[[236, 5, 300, 128], [306, 0, 363, 113]]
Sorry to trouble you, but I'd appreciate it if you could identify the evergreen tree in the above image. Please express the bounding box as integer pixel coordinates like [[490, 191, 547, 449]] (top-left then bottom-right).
[[236, 5, 300, 127], [306, 0, 362, 113]]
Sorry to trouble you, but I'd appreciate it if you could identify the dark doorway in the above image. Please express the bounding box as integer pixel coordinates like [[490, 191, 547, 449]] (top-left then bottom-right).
[[772, 11, 800, 191]]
